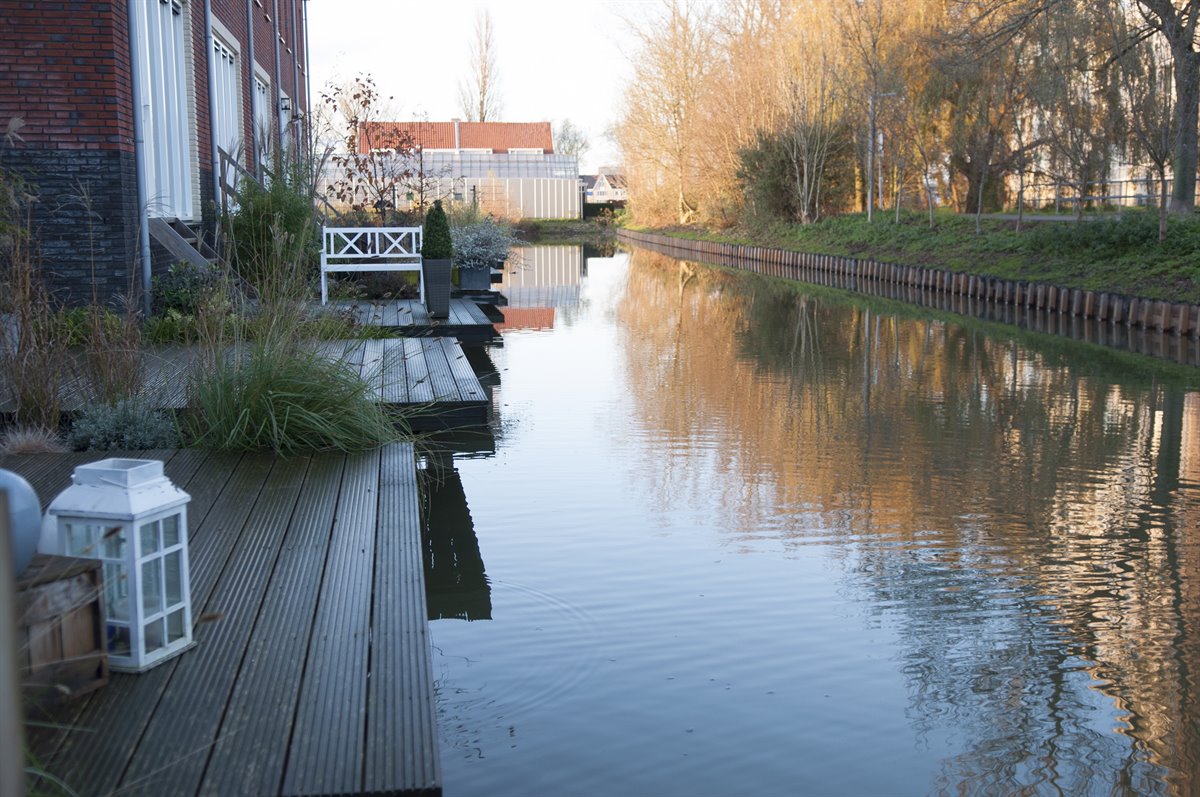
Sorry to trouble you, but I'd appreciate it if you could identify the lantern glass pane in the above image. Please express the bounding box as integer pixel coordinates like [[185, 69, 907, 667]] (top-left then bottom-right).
[[105, 563, 129, 621], [140, 520, 160, 555], [167, 609, 185, 643], [163, 514, 181, 547], [102, 526, 126, 559], [144, 618, 165, 652], [108, 623, 130, 657], [142, 560, 163, 616], [64, 523, 96, 556], [164, 551, 182, 606]]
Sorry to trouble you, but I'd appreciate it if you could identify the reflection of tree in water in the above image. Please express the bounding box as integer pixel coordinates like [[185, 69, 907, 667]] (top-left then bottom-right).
[[617, 250, 1200, 794]]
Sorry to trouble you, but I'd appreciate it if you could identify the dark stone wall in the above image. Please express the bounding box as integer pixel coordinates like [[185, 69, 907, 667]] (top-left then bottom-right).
[[4, 146, 142, 307]]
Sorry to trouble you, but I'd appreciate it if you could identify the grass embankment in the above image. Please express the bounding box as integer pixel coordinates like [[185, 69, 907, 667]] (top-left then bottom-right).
[[515, 217, 618, 246], [628, 210, 1200, 305]]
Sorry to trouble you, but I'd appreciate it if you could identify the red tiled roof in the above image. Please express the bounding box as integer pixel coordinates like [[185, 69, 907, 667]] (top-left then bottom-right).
[[359, 121, 554, 154]]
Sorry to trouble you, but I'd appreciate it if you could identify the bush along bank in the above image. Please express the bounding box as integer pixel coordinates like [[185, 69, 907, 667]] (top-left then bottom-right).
[[617, 228, 1200, 366]]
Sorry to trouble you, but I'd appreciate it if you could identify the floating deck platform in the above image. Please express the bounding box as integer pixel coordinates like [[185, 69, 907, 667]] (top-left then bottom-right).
[[8, 444, 442, 797], [0, 337, 490, 431], [327, 298, 498, 343]]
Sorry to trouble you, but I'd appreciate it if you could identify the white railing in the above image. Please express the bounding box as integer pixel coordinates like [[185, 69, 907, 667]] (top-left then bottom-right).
[[320, 226, 424, 304]]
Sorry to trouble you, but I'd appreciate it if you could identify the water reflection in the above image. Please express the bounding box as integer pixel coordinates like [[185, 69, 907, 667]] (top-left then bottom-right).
[[617, 250, 1200, 795], [424, 454, 491, 622]]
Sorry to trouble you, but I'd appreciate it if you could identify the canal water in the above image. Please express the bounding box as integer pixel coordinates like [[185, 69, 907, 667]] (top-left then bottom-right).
[[424, 245, 1200, 796]]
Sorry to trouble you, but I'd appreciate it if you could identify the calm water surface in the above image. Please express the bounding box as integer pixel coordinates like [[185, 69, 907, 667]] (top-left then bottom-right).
[[424, 246, 1200, 797]]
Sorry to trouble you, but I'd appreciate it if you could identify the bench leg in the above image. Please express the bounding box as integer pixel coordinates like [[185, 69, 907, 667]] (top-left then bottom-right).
[[321, 271, 328, 305]]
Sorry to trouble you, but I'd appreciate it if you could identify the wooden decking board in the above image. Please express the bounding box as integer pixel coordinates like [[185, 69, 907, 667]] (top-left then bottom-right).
[[439, 337, 490, 403], [402, 338, 435, 405], [15, 445, 440, 797], [34, 451, 271, 796], [323, 299, 496, 343], [366, 444, 441, 793], [186, 453, 277, 607], [380, 339, 412, 405], [422, 337, 463, 404], [118, 455, 316, 795], [360, 337, 387, 402], [196, 455, 345, 797], [281, 448, 381, 797]]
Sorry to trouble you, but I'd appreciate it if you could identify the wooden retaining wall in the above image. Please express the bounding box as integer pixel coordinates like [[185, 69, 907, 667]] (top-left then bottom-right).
[[617, 229, 1200, 368]]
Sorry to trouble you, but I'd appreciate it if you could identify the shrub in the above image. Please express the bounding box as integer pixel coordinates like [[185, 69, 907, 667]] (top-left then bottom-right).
[[68, 399, 180, 451], [152, 261, 223, 315], [224, 165, 317, 296], [421, 200, 453, 259], [451, 219, 517, 270], [144, 309, 199, 345], [53, 306, 119, 346]]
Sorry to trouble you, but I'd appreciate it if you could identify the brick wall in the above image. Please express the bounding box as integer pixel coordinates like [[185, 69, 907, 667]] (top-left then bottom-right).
[[4, 147, 142, 307], [0, 2, 135, 153]]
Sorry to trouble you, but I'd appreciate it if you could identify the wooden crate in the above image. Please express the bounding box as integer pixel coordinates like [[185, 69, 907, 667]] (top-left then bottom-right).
[[16, 554, 109, 706]]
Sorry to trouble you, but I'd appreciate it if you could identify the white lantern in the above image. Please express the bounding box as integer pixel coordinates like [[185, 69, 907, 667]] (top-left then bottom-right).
[[48, 459, 194, 672]]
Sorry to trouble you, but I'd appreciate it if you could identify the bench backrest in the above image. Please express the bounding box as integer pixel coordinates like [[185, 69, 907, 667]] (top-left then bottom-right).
[[322, 227, 423, 262]]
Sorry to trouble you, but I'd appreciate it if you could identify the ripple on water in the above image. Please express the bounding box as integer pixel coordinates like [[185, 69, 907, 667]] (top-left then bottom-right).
[[432, 578, 600, 757]]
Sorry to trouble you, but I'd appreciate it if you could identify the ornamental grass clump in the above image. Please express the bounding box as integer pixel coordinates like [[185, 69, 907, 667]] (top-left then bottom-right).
[[186, 215, 407, 454], [184, 338, 402, 454]]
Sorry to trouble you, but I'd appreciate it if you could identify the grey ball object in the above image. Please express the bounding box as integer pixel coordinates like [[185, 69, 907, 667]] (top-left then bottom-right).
[[1, 468, 41, 576]]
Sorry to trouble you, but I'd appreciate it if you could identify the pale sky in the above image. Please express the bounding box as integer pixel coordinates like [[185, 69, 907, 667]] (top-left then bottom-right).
[[306, 0, 650, 173]]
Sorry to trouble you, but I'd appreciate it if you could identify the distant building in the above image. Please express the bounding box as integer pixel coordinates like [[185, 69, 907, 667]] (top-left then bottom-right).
[[355, 120, 580, 220], [582, 173, 629, 206]]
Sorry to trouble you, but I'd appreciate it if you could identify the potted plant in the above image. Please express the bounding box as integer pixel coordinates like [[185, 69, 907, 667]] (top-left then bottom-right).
[[421, 200, 453, 319], [451, 219, 516, 292]]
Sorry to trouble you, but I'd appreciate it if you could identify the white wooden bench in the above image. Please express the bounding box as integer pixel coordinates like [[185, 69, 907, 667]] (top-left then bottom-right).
[[320, 226, 424, 304]]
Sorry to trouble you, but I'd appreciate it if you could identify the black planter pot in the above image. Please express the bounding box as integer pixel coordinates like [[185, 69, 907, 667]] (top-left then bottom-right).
[[458, 266, 493, 292], [423, 258, 452, 318]]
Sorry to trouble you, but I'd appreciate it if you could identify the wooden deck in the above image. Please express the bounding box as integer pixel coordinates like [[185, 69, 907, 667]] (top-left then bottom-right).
[[325, 299, 498, 343], [7, 445, 442, 797], [0, 337, 490, 431]]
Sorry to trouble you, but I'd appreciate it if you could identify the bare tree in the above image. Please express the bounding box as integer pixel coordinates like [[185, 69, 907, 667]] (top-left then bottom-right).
[[320, 74, 413, 222], [778, 21, 845, 225], [617, 0, 714, 224], [554, 119, 590, 161], [458, 10, 502, 123]]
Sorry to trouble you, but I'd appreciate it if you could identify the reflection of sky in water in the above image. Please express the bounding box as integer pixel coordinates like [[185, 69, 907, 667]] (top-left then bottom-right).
[[428, 248, 1200, 797]]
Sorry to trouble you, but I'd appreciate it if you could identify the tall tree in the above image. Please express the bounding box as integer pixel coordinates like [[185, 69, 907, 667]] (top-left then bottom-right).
[[553, 119, 589, 161], [458, 10, 502, 123], [617, 0, 714, 224]]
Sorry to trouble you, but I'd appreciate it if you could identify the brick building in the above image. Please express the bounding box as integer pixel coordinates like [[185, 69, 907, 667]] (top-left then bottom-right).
[[0, 0, 310, 307]]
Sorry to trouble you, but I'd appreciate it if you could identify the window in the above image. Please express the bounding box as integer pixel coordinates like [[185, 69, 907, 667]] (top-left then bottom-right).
[[211, 35, 240, 161], [253, 74, 273, 174], [133, 0, 194, 218]]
